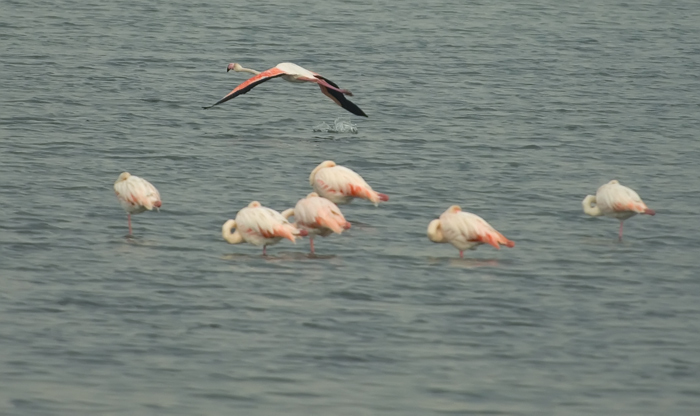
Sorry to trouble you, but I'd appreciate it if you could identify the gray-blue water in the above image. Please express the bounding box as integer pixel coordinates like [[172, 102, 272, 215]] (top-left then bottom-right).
[[2, 0, 699, 414]]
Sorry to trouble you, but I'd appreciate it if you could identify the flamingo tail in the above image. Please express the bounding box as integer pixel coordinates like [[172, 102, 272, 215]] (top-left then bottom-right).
[[316, 210, 345, 234], [348, 184, 386, 206], [272, 225, 297, 242], [615, 201, 654, 215], [478, 231, 515, 249]]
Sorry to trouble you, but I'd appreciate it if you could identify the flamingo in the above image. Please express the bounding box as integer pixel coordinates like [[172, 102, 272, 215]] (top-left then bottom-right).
[[222, 201, 308, 255], [427, 205, 515, 258], [309, 160, 389, 206], [113, 172, 161, 235], [582, 179, 656, 240], [281, 192, 351, 254], [203, 62, 367, 117]]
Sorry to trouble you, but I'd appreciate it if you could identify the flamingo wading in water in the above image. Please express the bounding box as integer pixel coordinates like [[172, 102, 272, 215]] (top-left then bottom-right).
[[309, 160, 389, 206], [582, 179, 655, 240], [427, 205, 515, 258], [222, 201, 308, 255], [203, 62, 368, 117], [281, 192, 351, 254], [113, 172, 162, 235]]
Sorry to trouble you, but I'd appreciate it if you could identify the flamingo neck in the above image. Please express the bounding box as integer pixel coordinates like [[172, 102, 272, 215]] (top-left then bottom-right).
[[236, 66, 260, 75], [280, 208, 295, 219], [222, 219, 244, 244], [582, 195, 602, 216], [427, 219, 447, 243]]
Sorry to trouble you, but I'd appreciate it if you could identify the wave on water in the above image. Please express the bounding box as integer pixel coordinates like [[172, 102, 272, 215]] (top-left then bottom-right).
[[312, 117, 358, 134]]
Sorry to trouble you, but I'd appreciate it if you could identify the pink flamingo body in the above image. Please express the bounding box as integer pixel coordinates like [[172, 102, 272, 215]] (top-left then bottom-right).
[[282, 192, 351, 254], [113, 172, 161, 235], [309, 161, 389, 206], [427, 205, 515, 258], [204, 62, 367, 117], [222, 201, 307, 255], [582, 179, 655, 240]]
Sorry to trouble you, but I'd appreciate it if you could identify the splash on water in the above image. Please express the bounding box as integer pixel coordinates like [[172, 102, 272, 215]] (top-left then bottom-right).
[[312, 117, 358, 134]]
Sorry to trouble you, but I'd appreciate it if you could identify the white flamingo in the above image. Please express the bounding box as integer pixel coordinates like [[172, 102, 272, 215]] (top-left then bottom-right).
[[309, 160, 388, 206], [427, 205, 515, 258], [222, 201, 308, 255], [113, 172, 161, 235], [281, 192, 351, 254], [204, 62, 367, 117], [582, 179, 655, 240]]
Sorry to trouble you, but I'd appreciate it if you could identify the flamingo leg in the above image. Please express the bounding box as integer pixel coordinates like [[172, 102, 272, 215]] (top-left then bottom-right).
[[459, 250, 464, 258], [619, 221, 624, 241], [128, 214, 132, 235], [298, 77, 353, 96], [309, 237, 315, 254], [263, 245, 267, 256]]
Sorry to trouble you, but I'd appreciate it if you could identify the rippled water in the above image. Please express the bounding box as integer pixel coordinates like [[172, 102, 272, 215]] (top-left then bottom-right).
[[2, 0, 700, 414]]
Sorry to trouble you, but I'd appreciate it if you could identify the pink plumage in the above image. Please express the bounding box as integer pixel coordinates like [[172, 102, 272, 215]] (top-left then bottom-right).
[[427, 205, 514, 258], [114, 172, 161, 235], [309, 160, 389, 206], [582, 180, 655, 240], [284, 192, 351, 254], [204, 62, 367, 116], [222, 201, 307, 255]]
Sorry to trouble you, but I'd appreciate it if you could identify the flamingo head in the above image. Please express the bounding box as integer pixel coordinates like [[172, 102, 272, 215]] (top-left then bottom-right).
[[447, 205, 462, 214], [309, 160, 337, 185], [227, 63, 242, 72], [116, 172, 131, 182]]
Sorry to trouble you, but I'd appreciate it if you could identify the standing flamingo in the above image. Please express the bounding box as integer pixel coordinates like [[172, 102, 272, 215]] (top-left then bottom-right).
[[113, 172, 162, 235], [427, 205, 515, 258], [309, 160, 389, 206], [222, 201, 308, 255], [281, 192, 351, 254], [203, 62, 367, 117], [582, 179, 656, 240]]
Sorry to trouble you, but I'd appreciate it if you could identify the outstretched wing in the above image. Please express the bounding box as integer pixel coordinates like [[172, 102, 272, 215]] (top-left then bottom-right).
[[315, 75, 368, 117], [203, 67, 285, 109]]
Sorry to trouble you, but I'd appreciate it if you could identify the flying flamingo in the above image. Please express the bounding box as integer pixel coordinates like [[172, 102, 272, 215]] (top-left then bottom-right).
[[222, 201, 308, 255], [113, 172, 162, 235], [281, 192, 351, 254], [309, 160, 389, 206], [203, 62, 367, 117], [427, 205, 515, 258], [582, 179, 656, 240]]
